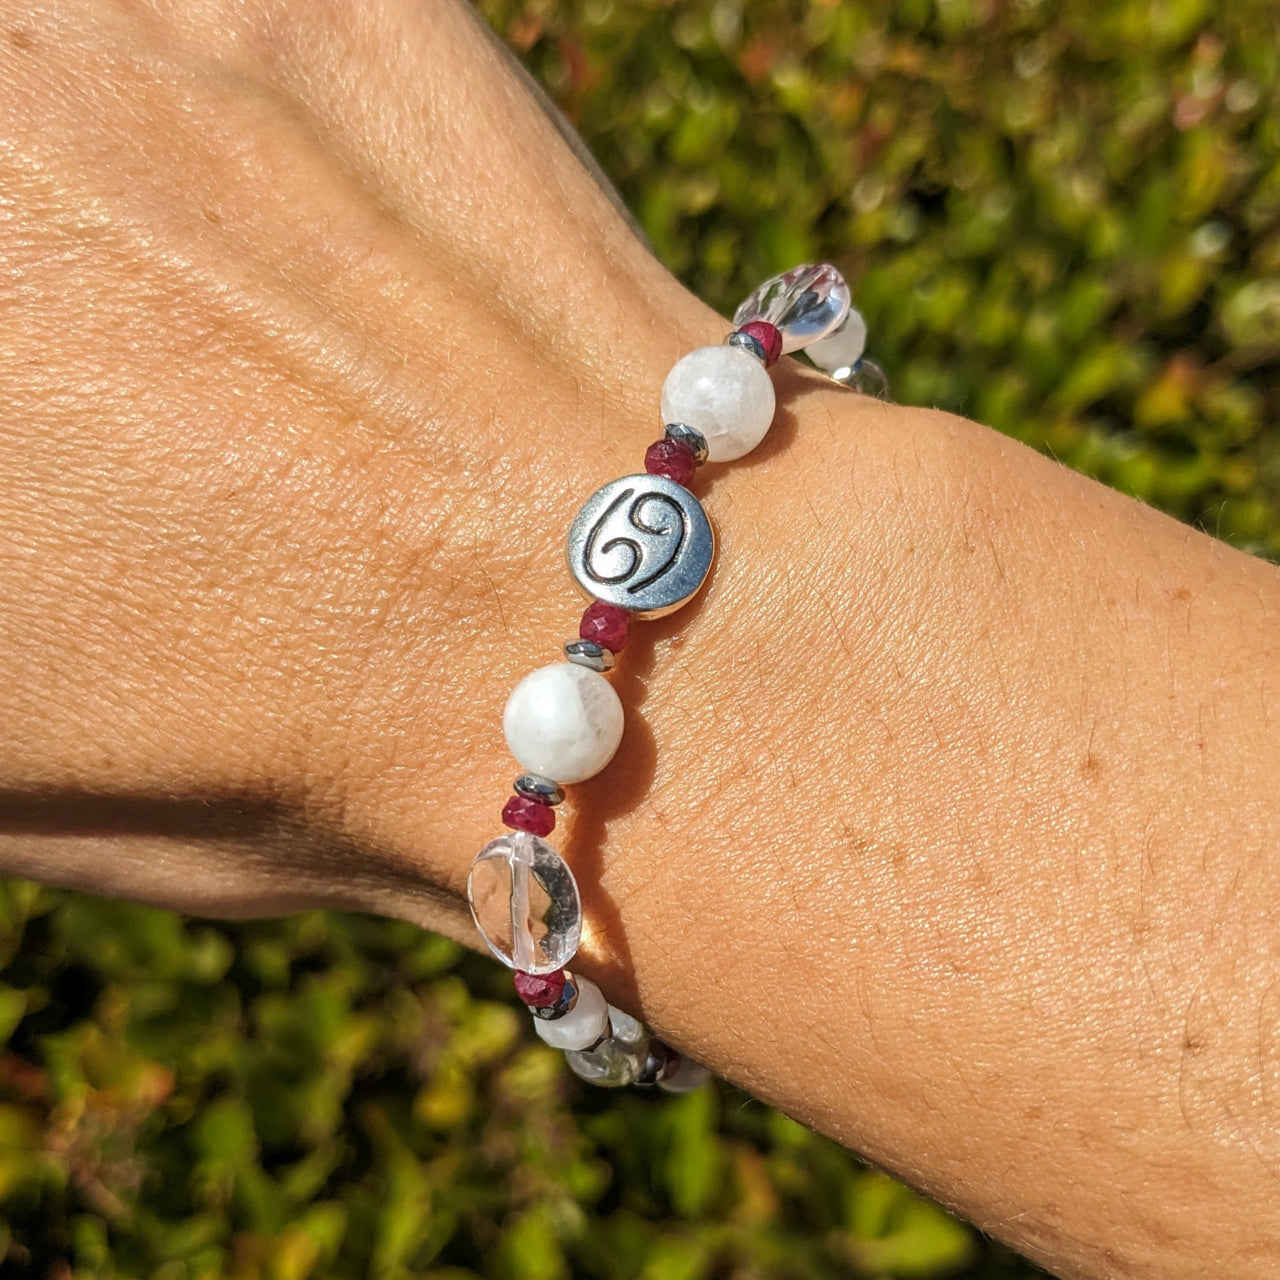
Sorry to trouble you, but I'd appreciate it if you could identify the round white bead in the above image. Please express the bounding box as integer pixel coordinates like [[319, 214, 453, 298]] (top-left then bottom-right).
[[805, 308, 867, 377], [534, 975, 609, 1050], [658, 1057, 710, 1093], [660, 345, 776, 463], [606, 1005, 645, 1045], [503, 662, 624, 785]]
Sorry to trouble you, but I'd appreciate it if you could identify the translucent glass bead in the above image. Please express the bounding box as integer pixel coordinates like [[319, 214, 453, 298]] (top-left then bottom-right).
[[804, 307, 867, 380], [660, 345, 776, 463], [732, 263, 851, 355], [467, 831, 581, 974], [503, 662, 624, 785], [566, 1035, 648, 1087], [533, 973, 608, 1050]]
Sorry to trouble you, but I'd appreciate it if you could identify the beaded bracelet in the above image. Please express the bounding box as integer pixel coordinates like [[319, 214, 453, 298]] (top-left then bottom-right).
[[466, 264, 886, 1091]]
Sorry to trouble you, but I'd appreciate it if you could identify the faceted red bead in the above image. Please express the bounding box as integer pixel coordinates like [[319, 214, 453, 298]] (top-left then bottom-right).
[[501, 794, 556, 837], [514, 968, 567, 1007], [579, 600, 630, 653], [644, 438, 697, 487], [738, 320, 783, 367]]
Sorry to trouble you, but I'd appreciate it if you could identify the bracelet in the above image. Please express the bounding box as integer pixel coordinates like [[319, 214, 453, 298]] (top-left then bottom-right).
[[466, 264, 886, 1090]]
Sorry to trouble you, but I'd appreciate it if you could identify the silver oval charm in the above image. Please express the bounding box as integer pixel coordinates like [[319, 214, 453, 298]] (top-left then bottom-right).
[[567, 474, 714, 619]]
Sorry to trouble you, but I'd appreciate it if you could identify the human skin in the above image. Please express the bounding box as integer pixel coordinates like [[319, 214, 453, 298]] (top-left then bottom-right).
[[2, 1, 1279, 1276]]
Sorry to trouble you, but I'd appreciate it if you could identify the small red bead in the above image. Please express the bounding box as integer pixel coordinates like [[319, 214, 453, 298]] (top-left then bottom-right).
[[501, 794, 556, 837], [644, 438, 697, 487], [579, 600, 630, 652], [738, 320, 783, 367], [514, 968, 567, 1007]]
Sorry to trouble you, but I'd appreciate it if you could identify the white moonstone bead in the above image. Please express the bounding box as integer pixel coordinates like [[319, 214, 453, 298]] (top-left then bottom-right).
[[503, 662, 624, 785], [533, 974, 609, 1050], [606, 1005, 645, 1045], [660, 344, 776, 463], [658, 1056, 710, 1093], [805, 307, 867, 378]]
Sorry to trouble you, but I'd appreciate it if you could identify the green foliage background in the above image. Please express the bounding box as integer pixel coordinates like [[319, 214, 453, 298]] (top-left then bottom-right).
[[3, 0, 1279, 1276]]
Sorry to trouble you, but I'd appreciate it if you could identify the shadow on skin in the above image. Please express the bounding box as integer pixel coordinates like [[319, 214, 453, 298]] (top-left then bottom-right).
[[563, 359, 838, 1011], [0, 788, 461, 925]]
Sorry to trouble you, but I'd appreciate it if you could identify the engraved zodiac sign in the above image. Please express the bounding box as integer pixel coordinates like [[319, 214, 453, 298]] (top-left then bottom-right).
[[567, 474, 714, 619], [582, 486, 687, 595]]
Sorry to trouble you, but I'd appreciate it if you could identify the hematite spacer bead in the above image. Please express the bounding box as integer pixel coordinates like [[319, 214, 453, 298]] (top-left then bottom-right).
[[531, 973, 579, 1020], [564, 638, 615, 672], [513, 774, 565, 806], [726, 329, 767, 364], [663, 422, 709, 465]]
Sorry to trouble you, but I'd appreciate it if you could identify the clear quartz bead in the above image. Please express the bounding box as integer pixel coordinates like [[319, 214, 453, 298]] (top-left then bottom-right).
[[467, 831, 581, 974], [565, 1035, 649, 1087], [732, 264, 852, 354], [846, 357, 891, 400]]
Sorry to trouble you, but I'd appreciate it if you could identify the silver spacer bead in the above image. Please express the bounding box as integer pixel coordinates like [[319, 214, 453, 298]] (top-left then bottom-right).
[[637, 1041, 679, 1087], [564, 638, 615, 672], [726, 329, 768, 364], [663, 422, 709, 465], [532, 974, 579, 1021], [513, 773, 565, 806]]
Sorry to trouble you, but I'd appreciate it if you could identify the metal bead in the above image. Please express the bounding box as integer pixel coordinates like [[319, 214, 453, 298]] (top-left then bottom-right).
[[726, 329, 767, 364], [514, 774, 565, 806], [663, 422, 709, 465], [564, 638, 615, 672], [532, 973, 579, 1020], [567, 473, 715, 620]]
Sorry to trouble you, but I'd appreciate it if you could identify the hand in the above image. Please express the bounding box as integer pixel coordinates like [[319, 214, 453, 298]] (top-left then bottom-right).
[[0, 0, 728, 922]]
